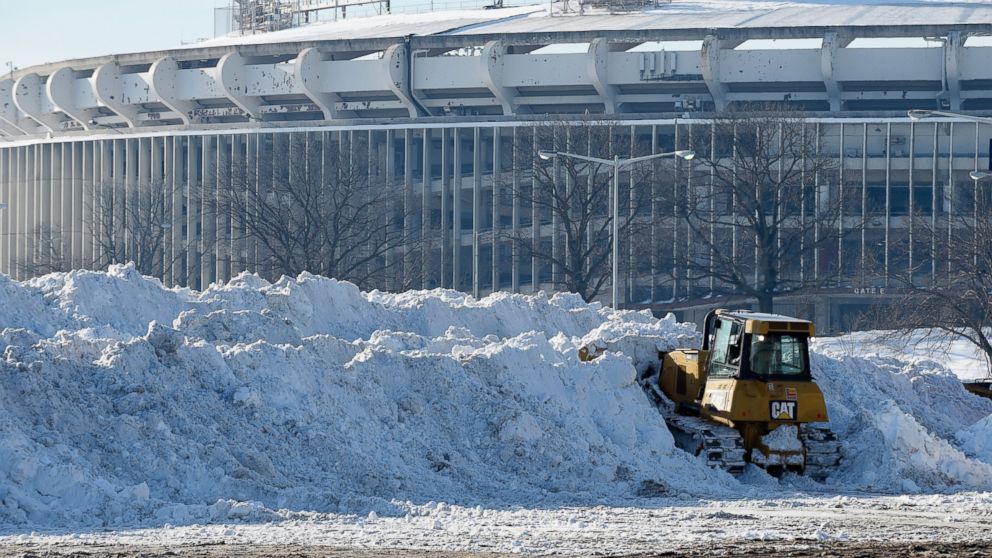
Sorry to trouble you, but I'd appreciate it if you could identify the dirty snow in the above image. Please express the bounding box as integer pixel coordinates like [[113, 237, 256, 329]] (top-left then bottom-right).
[[1, 265, 992, 553], [762, 425, 803, 453]]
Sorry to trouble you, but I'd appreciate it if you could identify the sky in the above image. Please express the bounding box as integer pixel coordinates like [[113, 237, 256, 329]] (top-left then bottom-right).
[[0, 0, 227, 70]]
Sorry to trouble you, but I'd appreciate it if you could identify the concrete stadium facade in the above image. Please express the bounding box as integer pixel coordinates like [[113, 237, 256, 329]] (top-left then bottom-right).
[[2, 2, 992, 331]]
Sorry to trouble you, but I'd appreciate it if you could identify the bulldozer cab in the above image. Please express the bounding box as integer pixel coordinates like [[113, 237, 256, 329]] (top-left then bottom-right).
[[703, 310, 814, 382]]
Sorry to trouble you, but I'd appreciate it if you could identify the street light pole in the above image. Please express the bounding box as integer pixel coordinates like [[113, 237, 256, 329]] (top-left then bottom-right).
[[909, 110, 992, 183], [537, 148, 695, 310], [613, 154, 620, 311]]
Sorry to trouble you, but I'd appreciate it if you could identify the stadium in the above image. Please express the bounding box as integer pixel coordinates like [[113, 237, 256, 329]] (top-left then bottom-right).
[[2, 0, 992, 332]]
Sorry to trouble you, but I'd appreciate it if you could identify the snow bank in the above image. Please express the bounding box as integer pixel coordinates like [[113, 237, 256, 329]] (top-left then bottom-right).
[[0, 265, 730, 529], [3, 264, 992, 530], [810, 346, 992, 492]]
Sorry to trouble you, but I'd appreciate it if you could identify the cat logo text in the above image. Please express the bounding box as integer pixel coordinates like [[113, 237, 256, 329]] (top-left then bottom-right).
[[770, 400, 797, 420]]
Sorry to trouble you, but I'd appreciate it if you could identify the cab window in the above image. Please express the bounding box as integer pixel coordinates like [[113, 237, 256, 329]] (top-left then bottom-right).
[[709, 319, 742, 378], [749, 333, 808, 377]]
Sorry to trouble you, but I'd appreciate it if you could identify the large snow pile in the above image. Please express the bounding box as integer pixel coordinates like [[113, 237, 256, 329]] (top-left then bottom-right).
[[809, 348, 992, 492], [0, 265, 725, 528], [2, 265, 992, 531]]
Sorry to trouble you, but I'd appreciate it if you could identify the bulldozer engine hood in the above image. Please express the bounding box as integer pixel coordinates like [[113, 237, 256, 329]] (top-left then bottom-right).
[[701, 379, 830, 425]]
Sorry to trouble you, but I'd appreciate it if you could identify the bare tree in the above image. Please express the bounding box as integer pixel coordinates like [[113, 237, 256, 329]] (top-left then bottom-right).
[[221, 133, 410, 289], [504, 121, 662, 302], [683, 108, 851, 313], [883, 191, 992, 376], [17, 179, 192, 279], [91, 179, 189, 278], [16, 225, 71, 276]]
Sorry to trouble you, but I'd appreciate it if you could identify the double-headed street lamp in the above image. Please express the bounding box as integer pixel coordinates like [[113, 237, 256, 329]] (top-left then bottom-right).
[[536, 148, 695, 310], [905, 109, 992, 124], [908, 110, 992, 181]]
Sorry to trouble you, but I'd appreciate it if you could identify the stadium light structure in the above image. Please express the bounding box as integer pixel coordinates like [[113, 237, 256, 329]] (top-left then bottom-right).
[[536, 148, 695, 310]]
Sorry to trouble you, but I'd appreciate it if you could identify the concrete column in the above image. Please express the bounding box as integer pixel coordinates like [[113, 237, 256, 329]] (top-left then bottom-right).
[[81, 141, 94, 268], [174, 135, 188, 283], [149, 56, 197, 125], [40, 144, 52, 271], [650, 125, 658, 302], [50, 144, 60, 270], [700, 36, 728, 111], [93, 62, 140, 127], [884, 122, 892, 286], [511, 127, 520, 293], [230, 134, 247, 276], [440, 128, 450, 289], [217, 135, 233, 283], [62, 143, 73, 268], [0, 79, 29, 136], [452, 128, 462, 291], [587, 38, 619, 114], [492, 127, 501, 293], [837, 123, 845, 282], [14, 74, 61, 132], [162, 137, 174, 285], [946, 123, 954, 280], [201, 135, 217, 288], [112, 139, 126, 266], [481, 41, 520, 116], [71, 142, 83, 270], [26, 145, 37, 274], [472, 127, 481, 298], [0, 148, 8, 274], [217, 52, 265, 121], [12, 147, 22, 278], [246, 133, 259, 274], [550, 129, 559, 287], [402, 129, 414, 287], [48, 68, 96, 130], [944, 31, 962, 111], [157, 137, 170, 277], [295, 48, 342, 121], [383, 44, 421, 118], [861, 122, 868, 281], [124, 139, 138, 263], [98, 140, 110, 269], [931, 123, 938, 284], [421, 128, 432, 289], [531, 127, 539, 293], [384, 129, 396, 290], [820, 32, 843, 112], [186, 137, 201, 289]]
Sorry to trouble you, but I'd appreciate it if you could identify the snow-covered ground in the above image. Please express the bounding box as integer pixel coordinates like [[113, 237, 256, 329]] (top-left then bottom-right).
[[816, 331, 992, 381], [2, 265, 992, 552]]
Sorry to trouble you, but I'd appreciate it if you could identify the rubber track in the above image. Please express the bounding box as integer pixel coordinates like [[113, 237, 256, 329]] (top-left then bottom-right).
[[640, 374, 748, 476], [801, 424, 843, 481]]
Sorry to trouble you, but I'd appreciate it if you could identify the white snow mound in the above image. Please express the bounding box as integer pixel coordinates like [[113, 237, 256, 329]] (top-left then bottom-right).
[[2, 264, 992, 530], [0, 265, 729, 529]]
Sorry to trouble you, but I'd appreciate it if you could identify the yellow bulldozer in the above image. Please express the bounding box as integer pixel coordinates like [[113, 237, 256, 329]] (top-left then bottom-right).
[[963, 379, 992, 400], [583, 309, 841, 479]]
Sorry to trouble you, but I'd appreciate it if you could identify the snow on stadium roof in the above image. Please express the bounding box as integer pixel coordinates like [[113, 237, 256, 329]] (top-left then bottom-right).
[[192, 0, 992, 49]]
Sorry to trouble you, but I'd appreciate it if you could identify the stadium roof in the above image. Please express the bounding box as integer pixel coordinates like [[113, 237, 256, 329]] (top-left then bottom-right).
[[193, 0, 992, 49]]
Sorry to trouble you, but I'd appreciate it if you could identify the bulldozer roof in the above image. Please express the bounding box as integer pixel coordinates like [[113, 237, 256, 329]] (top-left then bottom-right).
[[715, 310, 815, 335]]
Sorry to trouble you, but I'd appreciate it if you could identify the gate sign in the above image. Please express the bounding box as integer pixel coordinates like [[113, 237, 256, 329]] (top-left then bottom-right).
[[770, 400, 797, 420]]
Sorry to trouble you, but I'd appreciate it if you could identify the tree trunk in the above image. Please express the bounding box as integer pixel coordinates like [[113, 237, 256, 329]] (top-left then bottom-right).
[[757, 292, 774, 314]]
